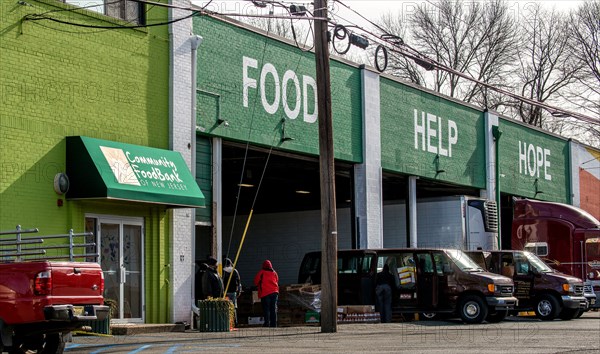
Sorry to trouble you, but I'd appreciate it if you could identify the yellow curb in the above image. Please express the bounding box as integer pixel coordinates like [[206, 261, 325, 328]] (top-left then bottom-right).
[[73, 330, 113, 337]]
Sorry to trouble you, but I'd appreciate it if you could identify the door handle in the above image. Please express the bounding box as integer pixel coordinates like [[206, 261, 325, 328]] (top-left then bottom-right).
[[121, 265, 127, 284]]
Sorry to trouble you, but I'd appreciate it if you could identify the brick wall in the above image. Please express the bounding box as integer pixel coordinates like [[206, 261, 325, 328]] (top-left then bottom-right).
[[0, 0, 171, 323], [193, 16, 363, 163]]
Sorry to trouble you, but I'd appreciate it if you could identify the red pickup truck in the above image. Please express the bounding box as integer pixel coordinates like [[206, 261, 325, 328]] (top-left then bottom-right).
[[0, 227, 108, 353]]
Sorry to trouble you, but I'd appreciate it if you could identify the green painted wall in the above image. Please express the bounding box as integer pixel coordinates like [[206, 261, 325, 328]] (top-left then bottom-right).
[[498, 118, 570, 203], [380, 78, 486, 188], [193, 16, 363, 163], [196, 137, 212, 223], [0, 0, 170, 323]]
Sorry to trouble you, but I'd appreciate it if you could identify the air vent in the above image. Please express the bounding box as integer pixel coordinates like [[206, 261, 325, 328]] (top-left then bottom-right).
[[484, 200, 499, 232]]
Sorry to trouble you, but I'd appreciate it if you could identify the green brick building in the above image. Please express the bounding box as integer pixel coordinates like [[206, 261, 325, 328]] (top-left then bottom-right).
[[0, 0, 204, 325]]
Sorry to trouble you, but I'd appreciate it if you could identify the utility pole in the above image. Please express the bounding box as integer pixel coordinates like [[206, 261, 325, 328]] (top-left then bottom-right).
[[313, 0, 338, 333]]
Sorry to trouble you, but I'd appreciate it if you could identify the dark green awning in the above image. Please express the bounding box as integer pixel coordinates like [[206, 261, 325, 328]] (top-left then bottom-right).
[[66, 136, 205, 208]]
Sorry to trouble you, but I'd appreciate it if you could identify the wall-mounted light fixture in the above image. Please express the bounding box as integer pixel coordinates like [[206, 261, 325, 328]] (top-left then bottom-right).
[[53, 173, 70, 195], [217, 118, 229, 127], [435, 154, 446, 176], [534, 178, 544, 198], [281, 118, 294, 142], [238, 170, 255, 188], [295, 190, 310, 194]]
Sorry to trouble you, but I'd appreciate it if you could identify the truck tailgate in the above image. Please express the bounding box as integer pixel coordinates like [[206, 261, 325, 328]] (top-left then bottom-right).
[[49, 262, 104, 302]]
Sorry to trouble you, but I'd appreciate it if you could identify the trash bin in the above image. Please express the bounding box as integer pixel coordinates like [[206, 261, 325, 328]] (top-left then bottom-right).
[[197, 299, 231, 332], [82, 317, 111, 334]]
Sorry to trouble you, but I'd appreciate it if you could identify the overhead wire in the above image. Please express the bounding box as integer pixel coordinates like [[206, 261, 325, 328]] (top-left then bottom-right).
[[223, 1, 318, 295], [23, 0, 214, 30], [330, 0, 600, 126], [222, 3, 278, 296]]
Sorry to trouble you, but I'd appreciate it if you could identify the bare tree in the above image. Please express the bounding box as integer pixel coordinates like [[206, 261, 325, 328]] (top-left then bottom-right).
[[240, 11, 313, 49], [378, 0, 517, 110], [563, 0, 600, 145], [511, 5, 583, 128], [377, 13, 426, 86]]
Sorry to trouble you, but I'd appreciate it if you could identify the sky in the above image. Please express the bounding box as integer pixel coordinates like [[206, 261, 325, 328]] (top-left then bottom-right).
[[190, 0, 587, 70], [192, 0, 584, 24]]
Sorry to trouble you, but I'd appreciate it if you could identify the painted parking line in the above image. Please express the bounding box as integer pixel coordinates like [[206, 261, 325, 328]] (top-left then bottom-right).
[[67, 340, 242, 353], [129, 344, 152, 353], [164, 344, 180, 354], [90, 345, 117, 354]]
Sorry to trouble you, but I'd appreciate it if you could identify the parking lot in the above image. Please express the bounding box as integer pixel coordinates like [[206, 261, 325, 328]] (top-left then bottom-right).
[[65, 312, 600, 354]]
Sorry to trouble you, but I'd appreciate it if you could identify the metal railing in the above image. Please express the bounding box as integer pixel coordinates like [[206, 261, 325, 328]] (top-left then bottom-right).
[[0, 225, 99, 263]]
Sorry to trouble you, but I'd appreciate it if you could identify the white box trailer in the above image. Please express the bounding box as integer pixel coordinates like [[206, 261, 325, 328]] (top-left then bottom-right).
[[415, 196, 499, 251]]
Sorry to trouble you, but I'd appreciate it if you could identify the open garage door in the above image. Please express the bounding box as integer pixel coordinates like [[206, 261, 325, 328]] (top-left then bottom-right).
[[217, 142, 354, 284]]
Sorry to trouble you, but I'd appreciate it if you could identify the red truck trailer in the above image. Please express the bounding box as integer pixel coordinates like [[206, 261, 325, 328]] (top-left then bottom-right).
[[511, 199, 600, 309], [0, 226, 108, 353]]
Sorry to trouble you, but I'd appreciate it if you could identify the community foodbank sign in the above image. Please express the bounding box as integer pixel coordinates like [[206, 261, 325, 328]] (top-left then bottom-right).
[[100, 146, 187, 191], [242, 56, 317, 123]]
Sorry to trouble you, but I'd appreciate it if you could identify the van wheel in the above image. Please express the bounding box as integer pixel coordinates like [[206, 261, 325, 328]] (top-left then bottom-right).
[[486, 310, 508, 323], [559, 308, 580, 321], [459, 295, 488, 324], [534, 294, 561, 321], [420, 312, 438, 321]]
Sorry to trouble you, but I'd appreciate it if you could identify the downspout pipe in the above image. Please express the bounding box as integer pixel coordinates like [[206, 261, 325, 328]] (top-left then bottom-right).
[[492, 125, 502, 249], [190, 34, 202, 324]]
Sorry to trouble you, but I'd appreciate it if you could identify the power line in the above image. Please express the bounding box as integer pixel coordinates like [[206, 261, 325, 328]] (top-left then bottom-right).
[[330, 0, 600, 126], [25, 0, 599, 127]]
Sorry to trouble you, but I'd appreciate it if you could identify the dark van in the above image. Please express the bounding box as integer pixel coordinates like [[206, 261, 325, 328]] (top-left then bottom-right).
[[298, 248, 517, 324], [466, 250, 587, 321]]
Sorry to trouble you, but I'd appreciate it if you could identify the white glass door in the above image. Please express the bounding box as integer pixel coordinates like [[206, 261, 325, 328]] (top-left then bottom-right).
[[98, 218, 144, 323]]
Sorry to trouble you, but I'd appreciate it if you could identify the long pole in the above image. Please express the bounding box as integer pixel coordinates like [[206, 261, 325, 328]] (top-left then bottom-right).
[[314, 0, 338, 333]]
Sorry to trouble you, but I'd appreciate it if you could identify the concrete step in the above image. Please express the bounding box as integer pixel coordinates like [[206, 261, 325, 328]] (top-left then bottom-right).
[[109, 323, 186, 335]]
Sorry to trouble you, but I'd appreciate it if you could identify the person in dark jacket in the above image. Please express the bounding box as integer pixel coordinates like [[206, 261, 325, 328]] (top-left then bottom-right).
[[253, 260, 279, 327], [223, 257, 241, 326], [195, 261, 209, 301], [375, 263, 395, 323], [202, 257, 224, 299]]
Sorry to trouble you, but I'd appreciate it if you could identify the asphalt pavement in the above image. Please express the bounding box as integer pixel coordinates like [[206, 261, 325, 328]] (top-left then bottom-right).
[[65, 312, 600, 354]]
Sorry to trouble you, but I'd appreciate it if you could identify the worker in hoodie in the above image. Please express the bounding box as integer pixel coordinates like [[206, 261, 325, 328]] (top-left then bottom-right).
[[254, 260, 279, 327]]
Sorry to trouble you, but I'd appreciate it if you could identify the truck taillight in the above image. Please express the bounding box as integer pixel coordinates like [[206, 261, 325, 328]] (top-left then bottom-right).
[[100, 271, 105, 293], [34, 270, 52, 295]]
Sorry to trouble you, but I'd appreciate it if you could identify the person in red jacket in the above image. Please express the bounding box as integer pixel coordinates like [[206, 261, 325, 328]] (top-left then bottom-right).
[[253, 260, 279, 327]]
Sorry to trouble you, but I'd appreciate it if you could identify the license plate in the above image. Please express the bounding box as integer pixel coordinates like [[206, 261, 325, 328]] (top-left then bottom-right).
[[591, 299, 596, 305], [73, 306, 84, 316]]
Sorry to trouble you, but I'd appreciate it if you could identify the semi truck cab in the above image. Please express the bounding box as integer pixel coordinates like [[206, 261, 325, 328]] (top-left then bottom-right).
[[511, 198, 600, 309]]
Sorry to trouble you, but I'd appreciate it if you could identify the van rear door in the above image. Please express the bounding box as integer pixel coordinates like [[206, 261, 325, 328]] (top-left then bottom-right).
[[416, 252, 438, 309], [338, 251, 376, 305]]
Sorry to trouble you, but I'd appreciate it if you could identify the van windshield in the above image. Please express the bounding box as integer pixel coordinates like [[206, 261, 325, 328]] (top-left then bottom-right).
[[523, 251, 554, 273], [445, 249, 484, 272]]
